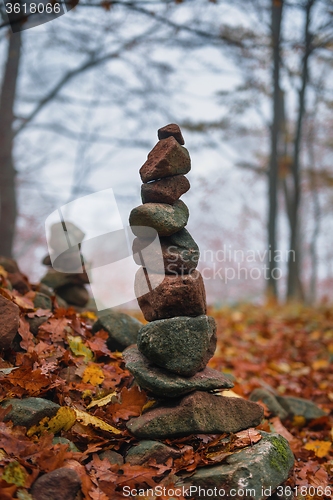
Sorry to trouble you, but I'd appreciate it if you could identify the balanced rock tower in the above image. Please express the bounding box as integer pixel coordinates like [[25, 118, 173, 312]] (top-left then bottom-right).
[[124, 124, 264, 438]]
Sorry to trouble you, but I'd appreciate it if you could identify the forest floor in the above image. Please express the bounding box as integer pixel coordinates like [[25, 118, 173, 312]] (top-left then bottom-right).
[[0, 269, 332, 499]]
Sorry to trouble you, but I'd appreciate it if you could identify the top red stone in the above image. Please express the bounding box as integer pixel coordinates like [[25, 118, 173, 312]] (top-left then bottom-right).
[[157, 124, 185, 145]]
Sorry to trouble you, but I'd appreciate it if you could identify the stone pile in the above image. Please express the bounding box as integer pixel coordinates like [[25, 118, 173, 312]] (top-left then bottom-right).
[[41, 222, 90, 308], [124, 124, 264, 438]]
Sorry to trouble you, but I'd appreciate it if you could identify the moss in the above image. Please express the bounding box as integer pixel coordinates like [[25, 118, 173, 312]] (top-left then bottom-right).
[[269, 435, 292, 473]]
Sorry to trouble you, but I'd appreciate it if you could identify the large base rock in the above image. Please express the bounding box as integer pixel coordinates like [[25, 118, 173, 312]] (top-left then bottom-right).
[[126, 391, 263, 438], [137, 315, 216, 376], [123, 346, 233, 397], [178, 432, 294, 500]]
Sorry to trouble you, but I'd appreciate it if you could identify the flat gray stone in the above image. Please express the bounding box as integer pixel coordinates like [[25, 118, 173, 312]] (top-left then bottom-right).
[[178, 432, 294, 500], [276, 395, 327, 420], [250, 389, 289, 420], [127, 391, 264, 438], [123, 346, 233, 397], [126, 439, 183, 465], [137, 316, 216, 376], [2, 397, 60, 428], [92, 310, 142, 352], [250, 388, 327, 422], [98, 449, 124, 465], [129, 200, 189, 237], [33, 292, 52, 310]]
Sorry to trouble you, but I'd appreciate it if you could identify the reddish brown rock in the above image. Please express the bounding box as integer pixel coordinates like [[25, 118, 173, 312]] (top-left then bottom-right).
[[135, 268, 206, 321], [126, 391, 264, 438], [0, 295, 20, 350], [157, 123, 185, 145], [133, 228, 199, 274], [140, 136, 190, 183], [30, 467, 81, 500], [141, 175, 190, 204]]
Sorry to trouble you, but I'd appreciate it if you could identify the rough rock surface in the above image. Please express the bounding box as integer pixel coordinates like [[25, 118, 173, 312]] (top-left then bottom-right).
[[178, 432, 294, 500], [127, 391, 264, 438], [157, 123, 185, 145], [33, 292, 52, 310], [141, 175, 190, 204], [137, 315, 216, 376], [140, 136, 190, 182], [92, 310, 142, 352], [30, 467, 81, 500], [0, 295, 20, 350], [41, 269, 89, 289], [0, 256, 19, 273], [132, 228, 199, 274], [56, 284, 89, 307], [52, 437, 80, 452], [98, 449, 124, 465], [123, 346, 233, 397], [129, 200, 189, 237], [27, 315, 50, 336], [250, 389, 327, 421], [2, 397, 60, 427], [276, 395, 327, 420], [126, 439, 184, 465], [135, 269, 206, 321], [250, 388, 289, 420]]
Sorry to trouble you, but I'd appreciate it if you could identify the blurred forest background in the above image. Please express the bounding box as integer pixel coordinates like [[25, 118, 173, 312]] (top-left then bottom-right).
[[0, 0, 333, 307]]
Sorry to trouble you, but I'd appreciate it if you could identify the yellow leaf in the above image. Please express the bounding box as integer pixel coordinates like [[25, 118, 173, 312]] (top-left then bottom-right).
[[1, 461, 27, 487], [0, 265, 8, 278], [292, 415, 306, 428], [215, 390, 243, 398], [27, 406, 76, 437], [74, 408, 121, 435], [80, 311, 97, 321], [304, 440, 331, 458], [86, 392, 117, 409], [68, 335, 93, 363], [141, 400, 157, 413], [82, 365, 105, 386], [312, 359, 329, 371]]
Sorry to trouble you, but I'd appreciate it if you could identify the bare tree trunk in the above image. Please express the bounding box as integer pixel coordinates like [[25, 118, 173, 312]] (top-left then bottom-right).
[[267, 0, 284, 300], [287, 0, 314, 300], [0, 31, 21, 257]]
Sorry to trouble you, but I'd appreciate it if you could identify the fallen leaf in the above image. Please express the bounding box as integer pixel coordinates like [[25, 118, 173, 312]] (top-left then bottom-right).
[[82, 365, 105, 386], [1, 461, 27, 487], [74, 408, 122, 435], [68, 336, 93, 362], [304, 440, 331, 458], [27, 406, 76, 437], [87, 392, 117, 409]]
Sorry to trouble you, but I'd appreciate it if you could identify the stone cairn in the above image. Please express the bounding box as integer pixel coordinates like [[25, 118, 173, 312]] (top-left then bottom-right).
[[123, 124, 264, 439], [41, 222, 90, 308], [122, 126, 295, 497]]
